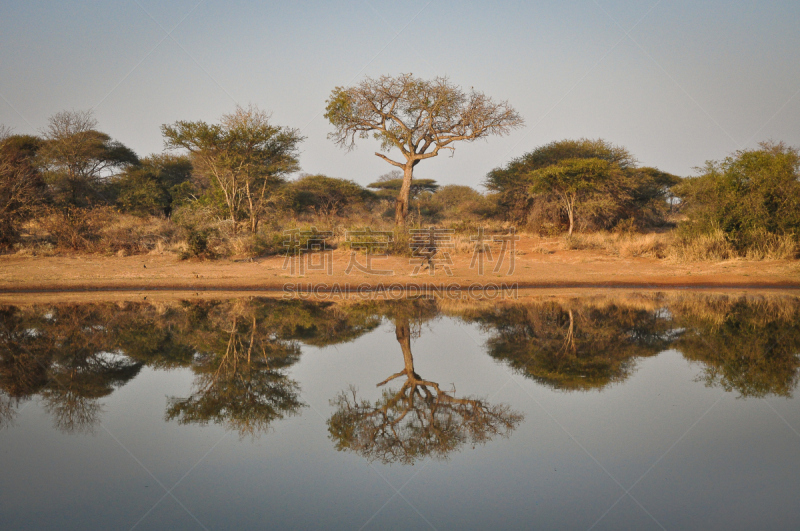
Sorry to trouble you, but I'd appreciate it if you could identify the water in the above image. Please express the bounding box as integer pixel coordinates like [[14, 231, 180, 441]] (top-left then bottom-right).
[[1, 293, 799, 530]]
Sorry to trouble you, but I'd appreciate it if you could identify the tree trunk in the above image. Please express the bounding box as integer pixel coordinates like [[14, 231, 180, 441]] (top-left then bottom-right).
[[567, 207, 574, 236], [246, 181, 258, 233], [394, 164, 414, 226], [565, 196, 575, 236]]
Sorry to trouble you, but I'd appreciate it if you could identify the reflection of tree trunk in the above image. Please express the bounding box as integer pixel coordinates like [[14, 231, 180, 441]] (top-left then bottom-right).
[[396, 320, 419, 380], [560, 309, 575, 356], [377, 318, 426, 388]]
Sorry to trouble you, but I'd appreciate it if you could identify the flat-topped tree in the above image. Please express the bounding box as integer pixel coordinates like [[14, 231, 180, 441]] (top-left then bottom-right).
[[325, 74, 524, 225], [367, 175, 439, 202]]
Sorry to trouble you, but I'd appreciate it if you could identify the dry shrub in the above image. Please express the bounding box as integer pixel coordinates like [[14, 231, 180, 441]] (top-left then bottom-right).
[[742, 233, 798, 260], [38, 206, 108, 251], [560, 232, 669, 258], [97, 214, 176, 254], [666, 229, 735, 262], [36, 207, 177, 254]]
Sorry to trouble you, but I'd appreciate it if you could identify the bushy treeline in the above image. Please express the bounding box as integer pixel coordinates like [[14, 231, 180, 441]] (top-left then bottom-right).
[[1, 109, 798, 260]]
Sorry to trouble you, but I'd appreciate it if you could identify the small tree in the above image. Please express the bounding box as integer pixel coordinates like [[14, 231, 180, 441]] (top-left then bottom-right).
[[528, 158, 621, 235], [37, 110, 138, 206], [113, 154, 193, 217], [162, 105, 304, 233], [285, 174, 373, 221], [0, 133, 46, 247], [489, 138, 678, 232], [486, 138, 636, 223], [325, 74, 523, 225]]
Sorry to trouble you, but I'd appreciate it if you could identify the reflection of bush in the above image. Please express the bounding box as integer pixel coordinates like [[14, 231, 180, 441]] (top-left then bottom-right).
[[670, 295, 800, 398], [456, 294, 800, 397], [0, 299, 385, 434], [463, 301, 674, 391]]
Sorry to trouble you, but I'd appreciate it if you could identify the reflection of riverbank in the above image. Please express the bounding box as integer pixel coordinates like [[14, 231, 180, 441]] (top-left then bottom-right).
[[2, 292, 799, 436], [3, 287, 799, 306]]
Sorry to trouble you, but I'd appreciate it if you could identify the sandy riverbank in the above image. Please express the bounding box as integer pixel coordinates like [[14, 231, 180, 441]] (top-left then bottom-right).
[[2, 235, 798, 300]]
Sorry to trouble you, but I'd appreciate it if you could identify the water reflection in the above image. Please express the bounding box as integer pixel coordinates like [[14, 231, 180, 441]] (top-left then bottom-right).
[[328, 313, 523, 464], [671, 295, 800, 398], [0, 300, 381, 435], [461, 300, 674, 391], [0, 293, 798, 439], [0, 306, 143, 433]]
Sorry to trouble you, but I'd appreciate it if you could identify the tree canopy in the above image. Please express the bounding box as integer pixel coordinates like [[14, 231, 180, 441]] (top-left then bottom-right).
[[113, 154, 193, 216], [37, 110, 138, 206], [325, 73, 523, 225], [284, 174, 373, 219], [486, 138, 679, 233], [367, 177, 439, 201], [162, 105, 304, 233]]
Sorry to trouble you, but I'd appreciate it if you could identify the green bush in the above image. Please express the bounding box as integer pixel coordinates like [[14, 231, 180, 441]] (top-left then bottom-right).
[[674, 142, 800, 257]]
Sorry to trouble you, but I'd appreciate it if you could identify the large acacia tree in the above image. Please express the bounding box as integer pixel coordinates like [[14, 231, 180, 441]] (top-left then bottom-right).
[[325, 74, 523, 225]]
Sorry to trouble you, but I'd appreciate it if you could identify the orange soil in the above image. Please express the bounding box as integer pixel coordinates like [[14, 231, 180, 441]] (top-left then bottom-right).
[[1, 236, 798, 300]]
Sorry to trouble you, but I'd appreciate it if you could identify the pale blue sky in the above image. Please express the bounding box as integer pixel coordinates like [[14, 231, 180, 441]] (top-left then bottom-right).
[[1, 0, 798, 188]]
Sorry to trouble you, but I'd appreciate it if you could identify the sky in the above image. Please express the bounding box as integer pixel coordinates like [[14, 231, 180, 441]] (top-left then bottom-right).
[[1, 0, 799, 190]]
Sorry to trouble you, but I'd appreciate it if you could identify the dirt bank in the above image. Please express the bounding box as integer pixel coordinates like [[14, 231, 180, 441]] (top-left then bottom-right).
[[2, 235, 798, 298]]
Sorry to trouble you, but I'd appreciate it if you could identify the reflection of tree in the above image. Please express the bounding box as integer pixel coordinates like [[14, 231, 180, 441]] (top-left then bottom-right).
[[0, 307, 50, 425], [166, 315, 305, 438], [0, 306, 143, 433], [3, 293, 797, 437], [467, 301, 673, 391], [0, 391, 17, 430], [43, 309, 143, 433], [671, 296, 800, 398], [0, 299, 383, 435], [328, 318, 522, 465]]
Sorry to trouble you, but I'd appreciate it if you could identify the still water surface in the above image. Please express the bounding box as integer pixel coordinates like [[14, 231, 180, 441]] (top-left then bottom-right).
[[1, 293, 799, 530]]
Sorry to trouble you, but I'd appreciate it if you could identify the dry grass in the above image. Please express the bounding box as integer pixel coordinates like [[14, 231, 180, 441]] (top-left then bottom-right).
[[742, 233, 798, 260], [561, 232, 670, 259], [666, 229, 735, 262], [18, 209, 180, 256], [668, 229, 797, 262], [560, 229, 797, 262]]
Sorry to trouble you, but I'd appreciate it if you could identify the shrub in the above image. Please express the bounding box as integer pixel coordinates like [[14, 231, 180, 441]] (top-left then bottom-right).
[[180, 228, 217, 260], [674, 141, 800, 257], [39, 206, 107, 251]]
